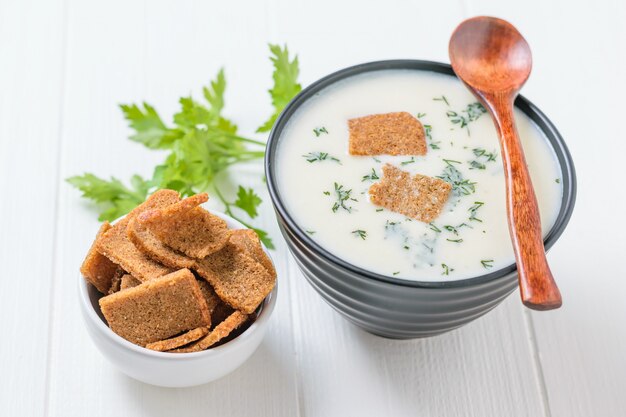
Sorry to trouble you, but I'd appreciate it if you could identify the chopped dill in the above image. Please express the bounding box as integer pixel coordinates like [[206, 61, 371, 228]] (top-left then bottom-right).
[[330, 182, 356, 213], [313, 127, 328, 136], [361, 168, 379, 182], [437, 164, 476, 196], [469, 201, 484, 222], [302, 151, 341, 163], [351, 229, 367, 240], [481, 259, 494, 269], [433, 95, 450, 106], [441, 263, 454, 275], [429, 223, 442, 233]]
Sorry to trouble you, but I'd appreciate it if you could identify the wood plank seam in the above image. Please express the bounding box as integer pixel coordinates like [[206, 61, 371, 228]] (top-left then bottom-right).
[[284, 248, 305, 417], [41, 0, 70, 415], [523, 309, 553, 417]]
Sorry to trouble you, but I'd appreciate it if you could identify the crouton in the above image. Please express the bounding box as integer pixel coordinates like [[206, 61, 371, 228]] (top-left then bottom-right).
[[120, 274, 141, 291], [229, 229, 276, 278], [348, 112, 427, 156], [80, 222, 121, 294], [145, 327, 209, 352], [138, 194, 230, 259], [127, 217, 195, 269], [194, 242, 275, 314], [369, 164, 451, 223], [97, 190, 179, 282], [99, 269, 211, 346], [172, 311, 248, 353]]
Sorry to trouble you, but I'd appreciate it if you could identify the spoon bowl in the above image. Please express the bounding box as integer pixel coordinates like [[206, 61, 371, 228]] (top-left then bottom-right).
[[450, 17, 532, 93]]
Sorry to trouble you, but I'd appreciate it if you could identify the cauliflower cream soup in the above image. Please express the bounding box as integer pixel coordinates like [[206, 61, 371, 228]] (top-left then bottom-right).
[[275, 70, 562, 281]]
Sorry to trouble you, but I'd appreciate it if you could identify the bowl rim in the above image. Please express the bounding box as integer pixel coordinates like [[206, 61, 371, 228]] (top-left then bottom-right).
[[78, 209, 278, 360], [265, 59, 577, 289]]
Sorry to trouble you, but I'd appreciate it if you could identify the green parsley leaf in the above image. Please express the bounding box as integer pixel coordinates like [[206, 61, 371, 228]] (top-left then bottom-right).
[[234, 186, 263, 218], [257, 44, 301, 132], [66, 173, 150, 221], [119, 103, 182, 149]]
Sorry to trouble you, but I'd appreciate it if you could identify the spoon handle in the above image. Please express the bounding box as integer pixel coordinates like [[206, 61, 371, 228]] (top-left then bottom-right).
[[484, 93, 562, 310]]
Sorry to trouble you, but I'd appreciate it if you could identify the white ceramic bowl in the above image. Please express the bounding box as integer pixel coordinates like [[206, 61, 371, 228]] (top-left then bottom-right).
[[78, 210, 278, 387]]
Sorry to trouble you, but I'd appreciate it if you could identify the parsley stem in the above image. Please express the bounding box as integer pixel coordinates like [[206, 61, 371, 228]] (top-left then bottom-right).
[[223, 133, 267, 147]]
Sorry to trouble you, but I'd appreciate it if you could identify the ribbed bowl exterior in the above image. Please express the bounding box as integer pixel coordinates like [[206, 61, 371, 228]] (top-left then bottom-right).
[[265, 60, 576, 339]]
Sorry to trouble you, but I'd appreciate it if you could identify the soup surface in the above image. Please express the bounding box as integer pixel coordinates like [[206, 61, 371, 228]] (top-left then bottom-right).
[[275, 69, 562, 281]]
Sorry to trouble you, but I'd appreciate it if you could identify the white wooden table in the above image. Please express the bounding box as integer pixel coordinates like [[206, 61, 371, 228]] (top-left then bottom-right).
[[1, 0, 624, 415]]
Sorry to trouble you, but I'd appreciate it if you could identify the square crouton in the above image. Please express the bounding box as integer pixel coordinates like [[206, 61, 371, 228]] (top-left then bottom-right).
[[194, 243, 275, 314], [197, 279, 234, 328], [145, 327, 209, 352], [138, 193, 231, 259], [120, 274, 141, 291], [80, 222, 121, 294], [127, 217, 195, 269], [348, 112, 427, 156], [97, 190, 179, 282], [172, 311, 248, 353], [229, 229, 276, 278], [99, 269, 211, 346], [369, 164, 451, 223]]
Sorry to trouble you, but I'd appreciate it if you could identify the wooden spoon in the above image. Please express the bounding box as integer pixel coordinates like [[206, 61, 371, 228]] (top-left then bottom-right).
[[449, 16, 561, 310]]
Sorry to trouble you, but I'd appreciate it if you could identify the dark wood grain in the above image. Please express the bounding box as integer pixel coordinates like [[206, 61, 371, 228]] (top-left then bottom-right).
[[449, 16, 562, 310]]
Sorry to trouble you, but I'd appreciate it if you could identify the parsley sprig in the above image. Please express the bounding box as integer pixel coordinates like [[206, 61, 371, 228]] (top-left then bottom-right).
[[67, 45, 301, 249]]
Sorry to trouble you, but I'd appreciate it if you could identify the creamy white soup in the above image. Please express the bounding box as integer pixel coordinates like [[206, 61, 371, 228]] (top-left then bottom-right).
[[275, 70, 562, 281]]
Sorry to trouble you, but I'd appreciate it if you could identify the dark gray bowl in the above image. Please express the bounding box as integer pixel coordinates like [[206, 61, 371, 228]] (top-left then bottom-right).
[[265, 60, 576, 339]]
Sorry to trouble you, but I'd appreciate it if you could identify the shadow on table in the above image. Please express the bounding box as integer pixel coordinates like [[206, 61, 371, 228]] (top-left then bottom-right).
[[117, 339, 297, 416], [337, 295, 542, 415]]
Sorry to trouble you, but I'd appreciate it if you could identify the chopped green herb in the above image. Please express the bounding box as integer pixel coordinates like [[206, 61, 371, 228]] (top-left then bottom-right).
[[443, 223, 471, 236], [441, 263, 454, 275], [429, 223, 442, 233], [446, 238, 463, 243], [313, 127, 329, 136], [393, 271, 400, 276], [473, 148, 497, 161], [446, 102, 487, 134], [555, 178, 561, 184], [481, 259, 494, 269], [403, 245, 410, 250], [375, 208, 384, 212], [302, 151, 340, 163], [417, 112, 426, 118], [433, 95, 450, 106], [372, 157, 382, 163], [423, 243, 433, 253], [443, 159, 462, 165], [351, 229, 367, 240], [385, 220, 399, 230], [437, 164, 476, 196], [429, 141, 441, 150], [401, 157, 416, 165], [361, 168, 379, 182], [330, 182, 355, 213], [469, 160, 486, 170], [306, 230, 316, 235], [469, 201, 484, 222], [469, 148, 497, 170], [323, 191, 330, 195], [424, 124, 433, 140]]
